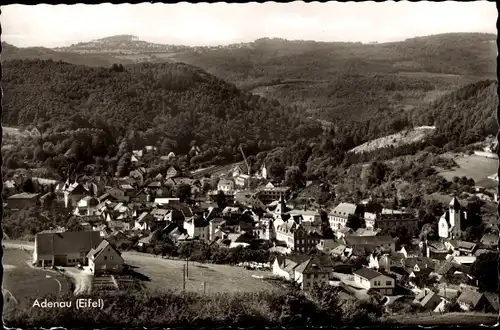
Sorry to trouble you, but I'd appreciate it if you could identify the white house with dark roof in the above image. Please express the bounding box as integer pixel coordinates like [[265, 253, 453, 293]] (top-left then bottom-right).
[[217, 179, 235, 193], [87, 240, 124, 275], [294, 257, 332, 290], [353, 267, 395, 295]]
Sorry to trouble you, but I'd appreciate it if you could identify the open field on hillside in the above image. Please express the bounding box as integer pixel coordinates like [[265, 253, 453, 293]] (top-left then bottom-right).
[[3, 248, 71, 307], [349, 126, 436, 154], [122, 251, 283, 294], [436, 154, 498, 183]]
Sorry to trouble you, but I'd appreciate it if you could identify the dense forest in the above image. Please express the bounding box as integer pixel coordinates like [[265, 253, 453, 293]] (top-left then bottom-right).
[[2, 55, 497, 185]]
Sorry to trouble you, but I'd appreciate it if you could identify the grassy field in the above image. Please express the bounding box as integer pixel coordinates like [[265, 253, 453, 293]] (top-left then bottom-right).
[[3, 248, 71, 307], [122, 252, 283, 294], [436, 153, 498, 182]]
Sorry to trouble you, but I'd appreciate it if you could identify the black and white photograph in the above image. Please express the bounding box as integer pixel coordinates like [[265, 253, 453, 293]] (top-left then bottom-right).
[[0, 1, 498, 328]]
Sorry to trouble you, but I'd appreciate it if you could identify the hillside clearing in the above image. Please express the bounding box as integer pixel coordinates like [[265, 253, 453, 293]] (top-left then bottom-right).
[[122, 251, 282, 294], [435, 153, 498, 183], [349, 126, 436, 154]]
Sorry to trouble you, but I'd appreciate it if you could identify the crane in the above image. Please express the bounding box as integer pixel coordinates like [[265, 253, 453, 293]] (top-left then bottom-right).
[[238, 144, 251, 189]]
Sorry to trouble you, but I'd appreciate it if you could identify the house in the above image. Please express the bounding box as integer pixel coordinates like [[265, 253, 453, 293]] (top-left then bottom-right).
[[33, 231, 102, 267], [184, 217, 210, 240], [328, 203, 363, 230], [166, 166, 179, 179], [457, 291, 493, 312], [294, 257, 332, 290], [287, 209, 321, 223], [6, 192, 40, 209], [108, 187, 128, 202], [316, 238, 339, 253], [87, 240, 124, 275], [378, 252, 406, 271], [63, 182, 89, 208], [375, 209, 419, 237], [355, 228, 382, 236], [234, 174, 251, 188], [480, 233, 499, 249], [457, 241, 477, 256], [415, 291, 444, 311], [150, 208, 170, 222], [217, 179, 235, 193], [272, 255, 310, 281], [363, 212, 377, 229], [120, 184, 136, 197], [134, 212, 155, 231], [336, 227, 354, 240], [438, 197, 466, 240], [256, 185, 291, 205], [74, 196, 99, 216], [275, 221, 322, 253], [4, 180, 17, 195], [353, 267, 395, 295], [129, 167, 147, 186], [154, 197, 181, 205]]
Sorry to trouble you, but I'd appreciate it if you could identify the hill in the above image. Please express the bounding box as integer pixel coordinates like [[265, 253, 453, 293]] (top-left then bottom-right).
[[1, 59, 322, 176], [1, 42, 132, 67]]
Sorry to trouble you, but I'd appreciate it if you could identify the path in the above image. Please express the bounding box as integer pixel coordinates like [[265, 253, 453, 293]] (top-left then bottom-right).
[[2, 288, 19, 304], [62, 267, 93, 295]]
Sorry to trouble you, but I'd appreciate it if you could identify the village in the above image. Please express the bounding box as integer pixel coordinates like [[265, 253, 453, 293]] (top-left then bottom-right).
[[3, 143, 500, 317]]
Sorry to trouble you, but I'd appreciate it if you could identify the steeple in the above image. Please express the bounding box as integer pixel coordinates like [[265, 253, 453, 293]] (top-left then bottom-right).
[[449, 197, 461, 210]]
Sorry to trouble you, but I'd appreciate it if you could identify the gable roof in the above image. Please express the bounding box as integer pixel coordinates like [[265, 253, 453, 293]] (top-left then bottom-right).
[[458, 291, 485, 308], [86, 240, 122, 260], [450, 197, 461, 210], [420, 291, 440, 308], [353, 267, 385, 280], [36, 231, 101, 255], [330, 203, 358, 216], [480, 233, 499, 246], [344, 235, 394, 247]]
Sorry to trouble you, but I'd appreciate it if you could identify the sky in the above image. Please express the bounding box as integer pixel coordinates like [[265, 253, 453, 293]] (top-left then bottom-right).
[[2, 1, 497, 48]]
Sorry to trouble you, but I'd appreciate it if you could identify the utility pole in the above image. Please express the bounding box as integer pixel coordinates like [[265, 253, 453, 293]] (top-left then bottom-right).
[[182, 265, 186, 293], [186, 256, 189, 278], [203, 281, 206, 295]]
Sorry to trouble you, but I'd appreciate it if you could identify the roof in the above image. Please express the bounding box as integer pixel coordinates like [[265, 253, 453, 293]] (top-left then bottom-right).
[[8, 192, 40, 199], [344, 235, 394, 247], [331, 203, 358, 216], [87, 240, 121, 260], [484, 292, 500, 311], [35, 231, 101, 255], [458, 291, 485, 308], [450, 197, 461, 210], [458, 241, 477, 251], [420, 291, 440, 308], [353, 267, 385, 280], [294, 258, 330, 275], [481, 233, 499, 246], [120, 184, 135, 190]]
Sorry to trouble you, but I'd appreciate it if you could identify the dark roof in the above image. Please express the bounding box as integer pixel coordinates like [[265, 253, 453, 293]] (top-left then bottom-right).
[[449, 197, 461, 210], [458, 241, 477, 251], [87, 240, 121, 260], [294, 258, 330, 275], [484, 292, 500, 311], [36, 231, 101, 255], [344, 235, 394, 247], [8, 192, 39, 199], [481, 233, 499, 246], [353, 267, 384, 280]]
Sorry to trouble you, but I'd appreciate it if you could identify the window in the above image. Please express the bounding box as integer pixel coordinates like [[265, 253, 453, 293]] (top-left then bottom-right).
[[386, 281, 392, 286], [104, 256, 108, 260], [374, 281, 380, 286], [110, 256, 114, 260]]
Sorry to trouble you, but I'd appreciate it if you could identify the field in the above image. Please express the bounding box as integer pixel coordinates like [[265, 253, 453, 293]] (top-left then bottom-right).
[[122, 251, 283, 294], [436, 153, 498, 183], [2, 248, 71, 307]]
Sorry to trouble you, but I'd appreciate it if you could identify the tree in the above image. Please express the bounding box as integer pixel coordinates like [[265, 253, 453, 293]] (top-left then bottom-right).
[[214, 190, 227, 209], [176, 184, 192, 202], [285, 166, 304, 190], [470, 251, 499, 293], [346, 213, 364, 231]]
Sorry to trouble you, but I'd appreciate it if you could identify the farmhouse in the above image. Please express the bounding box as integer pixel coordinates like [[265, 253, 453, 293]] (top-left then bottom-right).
[[33, 230, 102, 267], [87, 240, 124, 275], [353, 267, 395, 295]]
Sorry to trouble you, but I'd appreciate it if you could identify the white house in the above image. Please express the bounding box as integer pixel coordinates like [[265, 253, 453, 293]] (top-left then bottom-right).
[[87, 240, 124, 275], [183, 217, 210, 240], [329, 203, 361, 230], [287, 209, 321, 223], [293, 258, 331, 290], [217, 179, 235, 193], [353, 267, 395, 295], [74, 196, 99, 216], [234, 174, 250, 188]]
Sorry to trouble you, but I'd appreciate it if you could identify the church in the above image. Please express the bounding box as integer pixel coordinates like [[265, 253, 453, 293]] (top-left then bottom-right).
[[438, 197, 467, 240]]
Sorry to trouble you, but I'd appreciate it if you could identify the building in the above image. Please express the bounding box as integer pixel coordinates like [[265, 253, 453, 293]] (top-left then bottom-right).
[[375, 209, 419, 237], [184, 217, 210, 240], [256, 184, 291, 205], [438, 197, 465, 240], [457, 291, 493, 312], [328, 203, 363, 230], [353, 267, 395, 295], [33, 231, 102, 267], [234, 174, 251, 188], [276, 221, 322, 253], [63, 182, 89, 208], [294, 257, 332, 290], [87, 240, 124, 275], [287, 209, 321, 223], [74, 196, 99, 216], [217, 179, 235, 193], [6, 192, 40, 209], [343, 235, 396, 253], [166, 166, 179, 179]]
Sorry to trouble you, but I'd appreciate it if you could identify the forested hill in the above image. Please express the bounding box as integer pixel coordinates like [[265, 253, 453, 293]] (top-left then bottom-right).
[[2, 59, 322, 165], [174, 33, 497, 84]]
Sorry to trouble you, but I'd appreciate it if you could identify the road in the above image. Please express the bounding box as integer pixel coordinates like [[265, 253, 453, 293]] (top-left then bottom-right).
[[3, 240, 33, 250]]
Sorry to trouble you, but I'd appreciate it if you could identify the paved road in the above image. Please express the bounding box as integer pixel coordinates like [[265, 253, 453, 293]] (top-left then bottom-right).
[[3, 240, 33, 250]]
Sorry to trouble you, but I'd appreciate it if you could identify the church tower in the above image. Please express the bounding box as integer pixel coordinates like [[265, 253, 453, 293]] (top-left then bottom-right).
[[449, 197, 462, 238]]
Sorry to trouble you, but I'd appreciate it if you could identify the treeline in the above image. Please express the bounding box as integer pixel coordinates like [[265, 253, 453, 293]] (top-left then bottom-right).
[[4, 285, 385, 328]]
